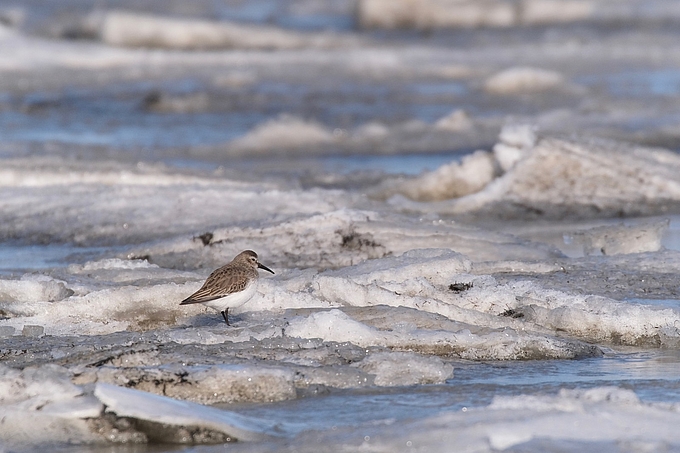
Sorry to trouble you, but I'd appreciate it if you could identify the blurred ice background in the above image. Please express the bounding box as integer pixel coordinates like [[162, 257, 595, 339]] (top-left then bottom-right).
[[3, 1, 680, 451]]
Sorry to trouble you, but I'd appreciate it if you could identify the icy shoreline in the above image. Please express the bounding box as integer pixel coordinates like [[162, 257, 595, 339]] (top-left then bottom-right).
[[3, 1, 680, 450]]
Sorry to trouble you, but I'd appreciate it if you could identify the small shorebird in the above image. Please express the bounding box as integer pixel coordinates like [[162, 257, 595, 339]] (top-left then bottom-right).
[[180, 250, 274, 325]]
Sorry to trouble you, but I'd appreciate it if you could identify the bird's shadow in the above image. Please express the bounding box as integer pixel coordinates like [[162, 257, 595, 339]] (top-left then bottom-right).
[[182, 314, 242, 328]]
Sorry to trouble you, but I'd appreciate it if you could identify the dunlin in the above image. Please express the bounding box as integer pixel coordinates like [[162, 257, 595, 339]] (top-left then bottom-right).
[[180, 250, 274, 325]]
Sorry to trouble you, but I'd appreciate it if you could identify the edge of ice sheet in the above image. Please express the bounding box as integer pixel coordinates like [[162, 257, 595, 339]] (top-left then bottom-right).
[[93, 383, 284, 441], [0, 362, 288, 448]]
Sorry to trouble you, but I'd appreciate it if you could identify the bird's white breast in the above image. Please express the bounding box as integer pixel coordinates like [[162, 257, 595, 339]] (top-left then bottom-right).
[[201, 279, 258, 312]]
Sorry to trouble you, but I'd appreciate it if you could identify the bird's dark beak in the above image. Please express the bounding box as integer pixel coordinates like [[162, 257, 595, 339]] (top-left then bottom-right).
[[258, 262, 275, 274]]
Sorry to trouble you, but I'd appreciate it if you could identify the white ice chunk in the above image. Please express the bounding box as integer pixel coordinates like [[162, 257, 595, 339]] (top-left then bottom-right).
[[406, 135, 680, 219], [319, 248, 471, 287], [0, 281, 198, 335], [434, 109, 473, 132], [498, 123, 538, 149], [130, 207, 562, 271], [0, 364, 104, 448], [488, 387, 640, 412], [39, 395, 103, 419], [0, 158, 349, 245], [571, 219, 669, 255], [511, 282, 680, 346], [388, 150, 496, 201], [522, 0, 594, 24], [0, 364, 83, 407], [485, 67, 565, 94], [98, 11, 308, 50], [353, 351, 453, 386], [229, 114, 335, 154], [492, 124, 537, 173], [284, 309, 599, 360], [285, 309, 386, 347], [160, 323, 286, 345], [0, 274, 72, 303], [94, 383, 285, 441], [353, 121, 390, 140]]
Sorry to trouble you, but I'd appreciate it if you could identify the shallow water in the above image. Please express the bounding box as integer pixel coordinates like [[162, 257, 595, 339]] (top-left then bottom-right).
[[0, 243, 110, 275], [228, 349, 680, 432]]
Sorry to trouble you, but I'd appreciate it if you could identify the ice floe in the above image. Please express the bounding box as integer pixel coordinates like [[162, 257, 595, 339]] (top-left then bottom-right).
[[389, 131, 680, 219], [94, 383, 284, 442], [0, 361, 292, 449]]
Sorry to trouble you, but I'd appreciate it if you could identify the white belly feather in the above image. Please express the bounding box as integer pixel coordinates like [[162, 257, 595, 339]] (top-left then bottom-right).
[[202, 280, 258, 312]]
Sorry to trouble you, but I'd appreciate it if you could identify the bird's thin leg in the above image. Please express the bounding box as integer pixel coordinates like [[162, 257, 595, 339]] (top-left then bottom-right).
[[221, 309, 230, 326]]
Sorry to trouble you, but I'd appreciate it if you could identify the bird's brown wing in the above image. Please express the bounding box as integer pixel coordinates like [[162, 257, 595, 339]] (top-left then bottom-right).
[[179, 265, 252, 305]]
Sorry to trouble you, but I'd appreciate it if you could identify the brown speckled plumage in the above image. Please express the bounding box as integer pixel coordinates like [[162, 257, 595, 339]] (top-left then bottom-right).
[[180, 250, 274, 325]]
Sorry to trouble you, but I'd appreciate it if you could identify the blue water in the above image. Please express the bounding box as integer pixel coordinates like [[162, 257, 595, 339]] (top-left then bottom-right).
[[0, 243, 110, 275], [318, 152, 465, 174], [577, 69, 680, 97], [219, 349, 680, 437]]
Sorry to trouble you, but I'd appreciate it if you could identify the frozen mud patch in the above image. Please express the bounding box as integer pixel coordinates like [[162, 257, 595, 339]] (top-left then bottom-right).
[[92, 364, 297, 405]]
